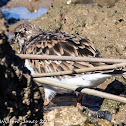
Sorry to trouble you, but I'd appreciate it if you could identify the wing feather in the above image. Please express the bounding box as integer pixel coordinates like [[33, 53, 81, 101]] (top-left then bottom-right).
[[24, 31, 102, 76]]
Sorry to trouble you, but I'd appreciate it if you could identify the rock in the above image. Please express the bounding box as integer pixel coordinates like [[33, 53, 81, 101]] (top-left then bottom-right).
[[44, 106, 87, 126], [0, 10, 43, 125], [31, 0, 126, 59], [104, 80, 125, 95], [0, 0, 10, 7], [43, 105, 114, 126], [111, 103, 126, 125], [98, 119, 111, 126], [68, 0, 118, 7], [100, 80, 126, 114], [100, 91, 126, 125], [100, 80, 126, 124], [100, 98, 126, 125], [96, 111, 112, 122]]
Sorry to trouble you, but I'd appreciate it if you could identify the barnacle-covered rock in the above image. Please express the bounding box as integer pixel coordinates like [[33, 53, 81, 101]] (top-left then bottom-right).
[[0, 11, 43, 125]]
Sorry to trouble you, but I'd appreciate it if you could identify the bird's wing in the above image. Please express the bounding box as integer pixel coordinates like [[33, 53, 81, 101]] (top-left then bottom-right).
[[24, 31, 104, 74]]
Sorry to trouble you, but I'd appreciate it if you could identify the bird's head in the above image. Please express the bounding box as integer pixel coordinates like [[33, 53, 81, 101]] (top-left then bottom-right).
[[12, 22, 42, 52]]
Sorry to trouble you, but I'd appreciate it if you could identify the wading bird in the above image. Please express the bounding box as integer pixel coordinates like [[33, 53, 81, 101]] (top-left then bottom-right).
[[12, 22, 126, 109]]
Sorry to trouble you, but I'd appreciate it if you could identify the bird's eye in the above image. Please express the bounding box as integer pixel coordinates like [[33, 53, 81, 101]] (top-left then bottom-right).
[[15, 32, 18, 36], [20, 32, 24, 37]]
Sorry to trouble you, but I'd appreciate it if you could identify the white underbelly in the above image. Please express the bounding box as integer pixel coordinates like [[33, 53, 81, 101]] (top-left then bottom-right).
[[25, 59, 111, 90]]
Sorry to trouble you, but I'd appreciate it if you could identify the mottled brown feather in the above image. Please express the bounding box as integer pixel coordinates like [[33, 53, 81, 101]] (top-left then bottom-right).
[[21, 31, 102, 75], [14, 23, 104, 77]]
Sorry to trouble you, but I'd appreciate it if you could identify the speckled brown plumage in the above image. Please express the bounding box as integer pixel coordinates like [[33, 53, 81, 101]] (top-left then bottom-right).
[[13, 23, 126, 108], [14, 23, 102, 76]]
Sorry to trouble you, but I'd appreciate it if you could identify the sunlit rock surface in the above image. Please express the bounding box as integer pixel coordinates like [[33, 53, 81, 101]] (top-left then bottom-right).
[[2, 0, 126, 125]]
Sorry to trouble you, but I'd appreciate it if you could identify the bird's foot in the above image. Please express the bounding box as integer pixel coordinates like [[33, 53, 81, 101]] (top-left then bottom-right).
[[76, 103, 85, 112]]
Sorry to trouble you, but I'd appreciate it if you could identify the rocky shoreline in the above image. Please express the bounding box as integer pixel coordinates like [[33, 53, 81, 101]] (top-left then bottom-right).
[[1, 0, 126, 125]]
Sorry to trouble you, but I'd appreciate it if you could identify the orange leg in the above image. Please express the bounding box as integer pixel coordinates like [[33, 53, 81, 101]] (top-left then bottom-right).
[[76, 92, 84, 111]]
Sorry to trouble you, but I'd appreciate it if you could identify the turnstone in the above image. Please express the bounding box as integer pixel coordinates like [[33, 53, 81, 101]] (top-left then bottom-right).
[[13, 22, 125, 108]]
